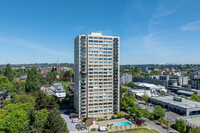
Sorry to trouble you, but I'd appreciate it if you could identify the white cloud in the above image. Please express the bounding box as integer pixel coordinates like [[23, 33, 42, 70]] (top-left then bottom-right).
[[0, 37, 69, 56], [181, 20, 200, 31]]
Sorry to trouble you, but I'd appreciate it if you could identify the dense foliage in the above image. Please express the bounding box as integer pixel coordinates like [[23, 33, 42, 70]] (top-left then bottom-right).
[[153, 105, 165, 119], [25, 66, 40, 93], [190, 94, 200, 102], [175, 119, 187, 133], [0, 64, 69, 133], [4, 64, 14, 82], [124, 82, 137, 89], [0, 76, 16, 92]]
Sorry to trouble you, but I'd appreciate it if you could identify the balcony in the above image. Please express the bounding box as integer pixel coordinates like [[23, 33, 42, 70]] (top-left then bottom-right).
[[81, 95, 86, 98], [81, 85, 86, 88], [81, 109, 86, 112], [81, 102, 86, 105]]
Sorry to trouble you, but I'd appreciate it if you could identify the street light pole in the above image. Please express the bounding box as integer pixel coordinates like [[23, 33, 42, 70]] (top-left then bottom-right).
[[167, 114, 169, 133]]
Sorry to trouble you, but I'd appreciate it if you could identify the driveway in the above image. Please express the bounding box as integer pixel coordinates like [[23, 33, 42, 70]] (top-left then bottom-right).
[[60, 110, 78, 132]]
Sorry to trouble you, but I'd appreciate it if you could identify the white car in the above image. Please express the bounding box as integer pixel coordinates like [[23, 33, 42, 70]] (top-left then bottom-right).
[[99, 127, 108, 132], [71, 119, 81, 123]]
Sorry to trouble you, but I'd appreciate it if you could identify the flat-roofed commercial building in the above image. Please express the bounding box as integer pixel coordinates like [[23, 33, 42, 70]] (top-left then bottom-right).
[[74, 33, 120, 118], [149, 96, 200, 116]]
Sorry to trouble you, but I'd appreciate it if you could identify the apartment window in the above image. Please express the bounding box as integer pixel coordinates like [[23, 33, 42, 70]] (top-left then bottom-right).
[[81, 36, 86, 39]]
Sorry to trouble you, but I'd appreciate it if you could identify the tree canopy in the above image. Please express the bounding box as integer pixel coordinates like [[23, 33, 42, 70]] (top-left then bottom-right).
[[0, 76, 16, 93], [4, 64, 14, 82], [43, 107, 68, 133], [175, 119, 187, 133], [153, 105, 165, 119], [25, 67, 40, 93]]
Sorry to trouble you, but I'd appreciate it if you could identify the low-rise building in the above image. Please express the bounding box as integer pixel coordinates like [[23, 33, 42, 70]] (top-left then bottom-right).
[[40, 83, 66, 99], [176, 88, 200, 96], [129, 89, 158, 98], [85, 119, 99, 131], [149, 96, 200, 116], [134, 82, 167, 93], [53, 83, 66, 98]]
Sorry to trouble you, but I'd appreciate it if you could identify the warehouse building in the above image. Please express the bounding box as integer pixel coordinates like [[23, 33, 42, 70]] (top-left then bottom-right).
[[149, 96, 200, 116]]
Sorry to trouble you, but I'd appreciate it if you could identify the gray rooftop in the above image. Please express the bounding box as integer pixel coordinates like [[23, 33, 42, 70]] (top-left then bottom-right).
[[177, 90, 194, 95], [150, 96, 200, 109]]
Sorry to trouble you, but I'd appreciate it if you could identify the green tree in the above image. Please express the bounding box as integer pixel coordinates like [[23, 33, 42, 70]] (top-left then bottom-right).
[[14, 81, 26, 94], [135, 109, 143, 118], [0, 76, 16, 92], [120, 100, 128, 110], [190, 94, 200, 102], [142, 95, 149, 102], [175, 119, 187, 133], [117, 111, 123, 118], [153, 105, 165, 119], [25, 67, 40, 93], [134, 66, 139, 73], [33, 109, 49, 132], [0, 103, 32, 133], [40, 79, 49, 85], [12, 93, 35, 106], [35, 90, 49, 110], [43, 107, 68, 133], [4, 64, 14, 82]]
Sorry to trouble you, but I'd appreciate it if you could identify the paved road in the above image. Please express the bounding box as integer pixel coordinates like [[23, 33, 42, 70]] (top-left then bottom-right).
[[143, 118, 178, 133]]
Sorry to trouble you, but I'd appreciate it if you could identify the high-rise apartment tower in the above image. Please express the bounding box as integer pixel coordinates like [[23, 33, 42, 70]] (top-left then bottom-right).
[[74, 33, 120, 118]]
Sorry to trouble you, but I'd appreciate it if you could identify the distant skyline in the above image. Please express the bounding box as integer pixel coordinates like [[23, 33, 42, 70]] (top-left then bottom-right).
[[1, 0, 200, 64]]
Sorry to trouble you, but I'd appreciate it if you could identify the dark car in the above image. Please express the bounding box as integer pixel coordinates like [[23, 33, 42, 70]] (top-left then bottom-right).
[[75, 124, 81, 129], [80, 126, 87, 130], [64, 111, 67, 114]]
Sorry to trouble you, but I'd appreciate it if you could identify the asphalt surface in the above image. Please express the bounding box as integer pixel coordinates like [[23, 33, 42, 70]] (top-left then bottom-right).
[[143, 117, 179, 133], [60, 110, 78, 132], [135, 100, 155, 113]]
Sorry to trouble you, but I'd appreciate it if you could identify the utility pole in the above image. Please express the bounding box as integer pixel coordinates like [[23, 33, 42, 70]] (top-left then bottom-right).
[[167, 114, 169, 133]]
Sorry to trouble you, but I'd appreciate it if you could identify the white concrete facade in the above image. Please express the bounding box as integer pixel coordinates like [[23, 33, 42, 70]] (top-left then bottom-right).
[[74, 33, 120, 118]]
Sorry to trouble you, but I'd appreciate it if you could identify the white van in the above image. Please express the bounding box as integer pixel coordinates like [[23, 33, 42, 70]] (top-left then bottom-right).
[[71, 119, 81, 123], [99, 127, 108, 132]]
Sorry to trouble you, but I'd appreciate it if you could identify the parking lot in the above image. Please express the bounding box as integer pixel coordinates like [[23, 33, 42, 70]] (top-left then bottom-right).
[[60, 110, 78, 132], [61, 110, 87, 132], [135, 100, 155, 113]]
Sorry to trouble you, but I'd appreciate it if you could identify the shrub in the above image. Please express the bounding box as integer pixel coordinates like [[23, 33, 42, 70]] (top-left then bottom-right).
[[112, 114, 117, 119], [136, 119, 143, 126], [158, 118, 163, 124], [117, 111, 124, 118]]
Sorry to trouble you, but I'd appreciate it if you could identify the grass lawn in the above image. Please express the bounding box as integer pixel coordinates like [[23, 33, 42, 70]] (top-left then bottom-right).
[[53, 81, 71, 87], [108, 128, 153, 133]]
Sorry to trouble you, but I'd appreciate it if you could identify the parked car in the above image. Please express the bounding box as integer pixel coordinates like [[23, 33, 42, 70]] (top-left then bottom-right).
[[80, 126, 87, 130], [72, 119, 81, 123], [99, 127, 108, 132], [75, 124, 81, 129]]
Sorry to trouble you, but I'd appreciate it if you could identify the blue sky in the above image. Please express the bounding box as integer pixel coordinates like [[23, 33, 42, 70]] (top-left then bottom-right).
[[0, 0, 200, 65]]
